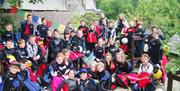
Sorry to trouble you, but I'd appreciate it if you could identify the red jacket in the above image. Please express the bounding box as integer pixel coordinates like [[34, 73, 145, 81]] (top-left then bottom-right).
[[86, 30, 98, 43]]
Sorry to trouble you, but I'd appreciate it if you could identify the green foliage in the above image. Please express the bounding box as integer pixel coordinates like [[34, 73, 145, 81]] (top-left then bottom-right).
[[98, 0, 138, 19], [97, 0, 180, 41], [0, 14, 18, 35], [166, 55, 180, 74], [72, 12, 100, 28], [7, 0, 44, 7]]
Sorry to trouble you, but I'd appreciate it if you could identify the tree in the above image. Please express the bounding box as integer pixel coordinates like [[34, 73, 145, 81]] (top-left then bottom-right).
[[97, 0, 180, 41]]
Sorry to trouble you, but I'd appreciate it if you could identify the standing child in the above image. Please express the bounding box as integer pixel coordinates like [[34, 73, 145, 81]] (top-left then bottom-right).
[[86, 24, 98, 51]]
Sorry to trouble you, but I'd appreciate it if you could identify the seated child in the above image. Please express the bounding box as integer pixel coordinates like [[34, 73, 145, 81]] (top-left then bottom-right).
[[138, 52, 153, 75], [18, 59, 42, 91], [88, 61, 98, 79], [49, 53, 71, 91], [96, 62, 111, 90], [94, 38, 106, 61], [64, 70, 78, 91], [0, 63, 21, 91], [103, 53, 115, 75], [114, 52, 132, 74], [76, 68, 97, 91]]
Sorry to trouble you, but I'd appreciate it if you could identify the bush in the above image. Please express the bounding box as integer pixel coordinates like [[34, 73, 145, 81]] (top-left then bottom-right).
[[0, 14, 18, 35], [71, 12, 100, 28]]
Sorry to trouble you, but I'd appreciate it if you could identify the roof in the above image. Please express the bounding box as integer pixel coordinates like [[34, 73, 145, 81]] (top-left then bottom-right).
[[20, 0, 67, 10]]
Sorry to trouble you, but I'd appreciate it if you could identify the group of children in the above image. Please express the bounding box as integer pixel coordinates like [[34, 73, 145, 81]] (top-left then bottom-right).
[[0, 13, 166, 91]]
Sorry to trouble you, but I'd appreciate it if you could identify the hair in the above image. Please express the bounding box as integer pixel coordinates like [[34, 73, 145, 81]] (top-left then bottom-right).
[[5, 23, 12, 27], [116, 51, 127, 62], [6, 39, 13, 43], [27, 14, 32, 18], [96, 62, 105, 69], [29, 35, 36, 39], [141, 52, 150, 58], [18, 39, 25, 44], [109, 19, 114, 24], [56, 52, 65, 59], [41, 17, 46, 22], [53, 29, 59, 33], [62, 49, 70, 55], [19, 59, 28, 64]]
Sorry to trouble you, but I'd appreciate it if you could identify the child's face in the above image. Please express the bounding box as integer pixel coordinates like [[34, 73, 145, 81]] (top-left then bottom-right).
[[65, 34, 70, 39], [152, 32, 159, 39], [77, 31, 83, 38], [29, 37, 36, 44], [98, 40, 104, 47], [105, 55, 111, 62], [9, 66, 20, 74], [68, 70, 75, 79], [6, 25, 13, 31], [80, 21, 85, 26], [108, 23, 113, 28], [90, 25, 95, 30], [54, 31, 59, 38], [56, 56, 64, 64], [19, 43, 25, 48], [141, 54, 149, 64], [116, 54, 122, 62], [20, 63, 26, 70], [6, 41, 13, 49], [90, 64, 96, 72], [70, 32, 75, 37], [42, 19, 46, 25], [80, 73, 87, 80], [109, 39, 114, 45], [47, 31, 52, 37], [64, 52, 69, 59], [97, 65, 104, 72]]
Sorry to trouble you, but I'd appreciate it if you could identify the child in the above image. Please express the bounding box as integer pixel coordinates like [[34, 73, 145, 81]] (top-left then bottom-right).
[[76, 68, 97, 91], [103, 53, 115, 75], [64, 70, 78, 91], [96, 62, 111, 90], [61, 31, 72, 50], [88, 61, 98, 79], [18, 59, 42, 91], [2, 24, 16, 43], [0, 63, 21, 91], [107, 20, 116, 41], [71, 30, 86, 52], [78, 20, 89, 38], [114, 52, 132, 74], [48, 29, 63, 63], [0, 40, 17, 71], [49, 53, 70, 91], [16, 39, 29, 60], [106, 38, 120, 58], [36, 18, 49, 42], [86, 24, 98, 51], [93, 38, 106, 61], [26, 35, 43, 71], [138, 52, 153, 75], [149, 29, 162, 65]]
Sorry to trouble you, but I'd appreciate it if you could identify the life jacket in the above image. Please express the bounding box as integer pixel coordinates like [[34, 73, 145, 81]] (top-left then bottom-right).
[[138, 72, 151, 88], [86, 30, 98, 43], [115, 72, 129, 88]]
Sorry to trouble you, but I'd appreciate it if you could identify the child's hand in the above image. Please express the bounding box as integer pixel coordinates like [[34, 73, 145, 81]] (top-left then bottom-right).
[[52, 71, 57, 76]]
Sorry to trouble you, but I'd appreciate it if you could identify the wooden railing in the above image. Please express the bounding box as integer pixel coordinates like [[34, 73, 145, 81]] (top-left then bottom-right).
[[167, 73, 180, 91]]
